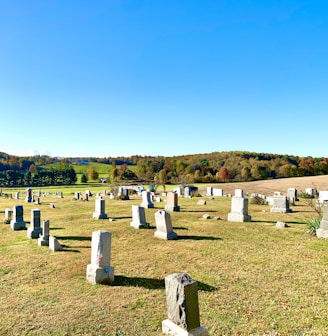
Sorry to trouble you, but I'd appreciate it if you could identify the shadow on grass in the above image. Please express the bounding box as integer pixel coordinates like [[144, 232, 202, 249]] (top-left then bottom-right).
[[56, 236, 91, 241], [252, 220, 306, 225], [178, 235, 222, 241], [111, 216, 132, 220], [113, 275, 217, 291], [180, 210, 217, 213]]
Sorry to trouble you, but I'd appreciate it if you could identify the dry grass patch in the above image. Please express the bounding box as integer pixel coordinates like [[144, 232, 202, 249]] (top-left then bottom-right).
[[1, 179, 328, 335]]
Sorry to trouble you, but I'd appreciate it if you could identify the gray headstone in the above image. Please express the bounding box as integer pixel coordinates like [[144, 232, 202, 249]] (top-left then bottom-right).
[[154, 210, 178, 240], [27, 209, 43, 239], [227, 196, 251, 222], [10, 205, 26, 230], [165, 192, 180, 212], [130, 205, 148, 229], [141, 190, 154, 208], [162, 273, 208, 335], [38, 220, 50, 246], [86, 230, 114, 284], [49, 236, 63, 251], [93, 198, 108, 219], [270, 196, 291, 213]]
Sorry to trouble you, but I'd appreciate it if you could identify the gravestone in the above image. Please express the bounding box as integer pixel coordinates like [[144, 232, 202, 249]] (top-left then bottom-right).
[[184, 187, 191, 198], [287, 188, 298, 206], [93, 197, 108, 219], [165, 192, 180, 212], [86, 230, 114, 284], [270, 196, 291, 213], [3, 208, 13, 224], [234, 189, 244, 197], [27, 209, 43, 239], [10, 205, 26, 230], [154, 210, 178, 240], [213, 188, 223, 196], [305, 188, 316, 198], [197, 199, 206, 205], [75, 192, 81, 200], [206, 187, 213, 196], [130, 205, 148, 229], [276, 221, 287, 228], [15, 192, 20, 200], [140, 190, 154, 208], [162, 273, 208, 336], [316, 201, 328, 238], [227, 195, 251, 222], [49, 236, 63, 251], [318, 191, 328, 203], [38, 220, 50, 246], [58, 192, 63, 198], [25, 188, 32, 203]]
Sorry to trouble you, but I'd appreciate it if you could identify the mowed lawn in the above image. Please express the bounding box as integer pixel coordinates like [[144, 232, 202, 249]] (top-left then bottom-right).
[[1, 182, 328, 336]]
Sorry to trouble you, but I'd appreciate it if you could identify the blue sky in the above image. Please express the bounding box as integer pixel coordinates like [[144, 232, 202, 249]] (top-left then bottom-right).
[[0, 0, 327, 158]]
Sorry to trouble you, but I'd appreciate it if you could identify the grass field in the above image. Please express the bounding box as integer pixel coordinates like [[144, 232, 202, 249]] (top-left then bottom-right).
[[1, 176, 328, 335]]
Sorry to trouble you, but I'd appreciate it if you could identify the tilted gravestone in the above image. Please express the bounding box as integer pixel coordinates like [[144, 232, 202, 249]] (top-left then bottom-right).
[[162, 273, 208, 335], [154, 210, 178, 240], [27, 209, 43, 239], [86, 230, 114, 284], [130, 205, 148, 229], [10, 205, 26, 230]]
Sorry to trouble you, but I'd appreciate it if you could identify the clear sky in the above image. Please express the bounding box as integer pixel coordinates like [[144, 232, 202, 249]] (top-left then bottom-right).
[[0, 0, 327, 158]]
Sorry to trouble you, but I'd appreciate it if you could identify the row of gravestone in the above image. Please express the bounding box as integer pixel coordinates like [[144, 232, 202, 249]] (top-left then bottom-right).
[[86, 230, 208, 335], [3, 205, 63, 251]]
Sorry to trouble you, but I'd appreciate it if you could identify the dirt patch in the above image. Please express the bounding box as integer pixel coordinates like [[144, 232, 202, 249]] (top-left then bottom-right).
[[200, 175, 328, 196]]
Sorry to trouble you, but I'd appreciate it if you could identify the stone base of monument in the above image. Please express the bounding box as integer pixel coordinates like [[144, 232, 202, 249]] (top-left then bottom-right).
[[86, 264, 114, 285], [162, 319, 208, 336], [164, 205, 180, 212], [38, 236, 49, 246], [154, 231, 178, 240], [92, 212, 108, 219], [141, 202, 154, 208], [316, 229, 328, 238], [10, 220, 26, 230], [130, 221, 149, 229], [49, 236, 63, 251], [227, 213, 251, 222], [27, 227, 42, 239]]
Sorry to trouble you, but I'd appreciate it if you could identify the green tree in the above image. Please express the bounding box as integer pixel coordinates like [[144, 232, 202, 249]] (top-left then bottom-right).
[[80, 173, 88, 183]]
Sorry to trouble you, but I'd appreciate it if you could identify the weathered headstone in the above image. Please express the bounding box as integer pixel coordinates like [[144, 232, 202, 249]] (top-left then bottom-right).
[[162, 273, 208, 336], [130, 205, 148, 229], [86, 230, 114, 284], [165, 192, 180, 212], [154, 210, 178, 240], [227, 195, 251, 222], [27, 209, 42, 239], [184, 187, 191, 198], [270, 196, 291, 213], [3, 208, 13, 224], [316, 201, 328, 238], [38, 219, 50, 246], [93, 197, 108, 219], [10, 205, 26, 230], [140, 190, 154, 208]]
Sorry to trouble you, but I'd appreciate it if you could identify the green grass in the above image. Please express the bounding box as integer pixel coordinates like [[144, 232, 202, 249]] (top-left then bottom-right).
[[1, 187, 328, 335]]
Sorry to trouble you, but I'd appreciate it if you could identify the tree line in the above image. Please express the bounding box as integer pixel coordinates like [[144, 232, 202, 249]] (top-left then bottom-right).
[[0, 151, 327, 186]]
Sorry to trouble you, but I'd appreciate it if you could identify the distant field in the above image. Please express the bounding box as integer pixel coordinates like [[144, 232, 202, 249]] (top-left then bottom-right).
[[1, 176, 328, 335]]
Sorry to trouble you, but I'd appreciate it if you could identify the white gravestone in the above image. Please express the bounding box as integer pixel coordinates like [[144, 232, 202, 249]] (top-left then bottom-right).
[[154, 210, 178, 240], [93, 197, 108, 219], [213, 188, 223, 196], [140, 190, 154, 208], [162, 273, 208, 336], [227, 196, 251, 222], [3, 208, 13, 224], [38, 220, 50, 246], [27, 209, 43, 239], [318, 191, 328, 203], [130, 205, 148, 229], [10, 205, 26, 230], [49, 236, 63, 251], [206, 187, 213, 196], [86, 230, 114, 284]]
